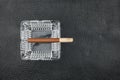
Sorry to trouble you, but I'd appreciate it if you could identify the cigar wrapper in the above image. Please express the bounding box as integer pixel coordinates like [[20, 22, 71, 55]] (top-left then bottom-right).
[[28, 38, 73, 43]]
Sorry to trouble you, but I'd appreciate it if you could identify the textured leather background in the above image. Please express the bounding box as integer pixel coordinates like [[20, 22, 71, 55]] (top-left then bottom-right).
[[0, 0, 120, 80]]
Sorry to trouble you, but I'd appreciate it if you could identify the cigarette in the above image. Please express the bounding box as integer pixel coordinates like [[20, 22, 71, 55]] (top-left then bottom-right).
[[28, 38, 73, 43]]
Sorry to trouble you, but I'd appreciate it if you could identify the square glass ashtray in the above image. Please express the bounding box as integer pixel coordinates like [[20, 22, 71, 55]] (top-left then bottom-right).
[[20, 20, 61, 60]]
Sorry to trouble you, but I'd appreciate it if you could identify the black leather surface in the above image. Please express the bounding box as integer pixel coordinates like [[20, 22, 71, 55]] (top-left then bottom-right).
[[0, 0, 120, 80]]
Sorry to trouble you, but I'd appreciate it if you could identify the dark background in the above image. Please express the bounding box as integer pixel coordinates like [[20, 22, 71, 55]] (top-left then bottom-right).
[[0, 0, 120, 80]]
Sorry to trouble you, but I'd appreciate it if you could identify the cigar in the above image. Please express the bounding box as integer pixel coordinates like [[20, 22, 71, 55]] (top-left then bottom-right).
[[28, 38, 73, 43]]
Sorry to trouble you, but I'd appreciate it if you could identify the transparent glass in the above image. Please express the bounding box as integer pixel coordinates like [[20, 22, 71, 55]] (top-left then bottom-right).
[[20, 20, 61, 60]]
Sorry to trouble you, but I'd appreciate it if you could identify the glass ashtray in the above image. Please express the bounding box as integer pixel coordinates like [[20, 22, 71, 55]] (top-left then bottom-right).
[[20, 20, 61, 60]]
